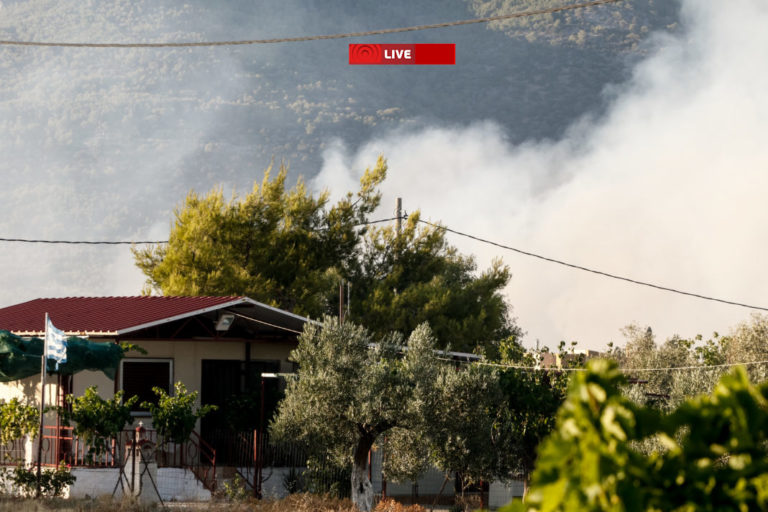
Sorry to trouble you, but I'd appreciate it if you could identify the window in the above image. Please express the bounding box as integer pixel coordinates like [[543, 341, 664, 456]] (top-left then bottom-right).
[[120, 359, 173, 414]]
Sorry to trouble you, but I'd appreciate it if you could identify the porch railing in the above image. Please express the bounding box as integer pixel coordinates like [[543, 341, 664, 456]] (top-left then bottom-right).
[[0, 436, 28, 465], [227, 429, 348, 498], [3, 426, 217, 492]]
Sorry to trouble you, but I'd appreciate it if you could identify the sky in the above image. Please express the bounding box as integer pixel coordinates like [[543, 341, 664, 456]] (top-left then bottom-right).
[[1, 0, 767, 350]]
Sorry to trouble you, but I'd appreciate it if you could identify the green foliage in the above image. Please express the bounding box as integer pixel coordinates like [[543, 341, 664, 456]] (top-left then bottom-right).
[[270, 318, 441, 503], [495, 365, 569, 481], [282, 466, 305, 495], [610, 325, 728, 412], [133, 159, 386, 318], [725, 313, 768, 382], [381, 338, 570, 492], [60, 387, 137, 461], [348, 211, 516, 352], [426, 363, 505, 493], [133, 159, 517, 353], [383, 339, 562, 492], [302, 459, 351, 498], [119, 342, 148, 356], [474, 337, 573, 486], [10, 462, 75, 497], [0, 398, 39, 445], [220, 474, 250, 502], [380, 428, 432, 485], [271, 318, 439, 462], [142, 382, 217, 444], [507, 359, 768, 512]]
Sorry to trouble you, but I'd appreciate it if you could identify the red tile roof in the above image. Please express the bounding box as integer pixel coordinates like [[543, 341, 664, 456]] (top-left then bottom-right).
[[0, 296, 255, 336]]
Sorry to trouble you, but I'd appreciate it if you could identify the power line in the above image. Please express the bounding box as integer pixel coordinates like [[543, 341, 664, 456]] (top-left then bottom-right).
[[0, 0, 623, 48], [619, 359, 768, 373], [0, 217, 398, 245], [438, 357, 586, 372], [0, 237, 164, 245], [439, 356, 768, 374], [228, 310, 303, 335], [4, 213, 765, 314], [417, 219, 768, 313]]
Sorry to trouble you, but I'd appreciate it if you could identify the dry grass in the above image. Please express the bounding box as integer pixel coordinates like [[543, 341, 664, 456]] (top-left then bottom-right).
[[372, 499, 426, 512], [0, 495, 434, 512], [206, 494, 430, 512], [0, 496, 160, 511]]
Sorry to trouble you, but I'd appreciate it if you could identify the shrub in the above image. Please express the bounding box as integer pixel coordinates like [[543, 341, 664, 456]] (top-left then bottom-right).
[[59, 387, 137, 462], [282, 466, 304, 494], [505, 360, 768, 511], [10, 462, 75, 498], [142, 382, 216, 444], [0, 398, 39, 446], [220, 474, 250, 502]]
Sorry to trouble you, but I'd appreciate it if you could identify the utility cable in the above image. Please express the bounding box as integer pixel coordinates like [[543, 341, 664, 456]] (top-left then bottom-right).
[[439, 356, 768, 373], [0, 217, 398, 245], [0, 237, 164, 245], [4, 213, 766, 314], [417, 218, 768, 313], [227, 310, 304, 335], [0, 0, 623, 48]]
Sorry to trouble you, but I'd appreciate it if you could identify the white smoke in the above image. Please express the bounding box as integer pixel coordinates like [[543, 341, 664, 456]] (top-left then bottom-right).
[[313, 0, 768, 349]]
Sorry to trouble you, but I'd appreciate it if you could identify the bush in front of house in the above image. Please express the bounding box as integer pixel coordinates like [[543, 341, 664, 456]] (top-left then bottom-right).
[[141, 382, 216, 444], [59, 387, 138, 463], [4, 462, 75, 498], [0, 398, 39, 447]]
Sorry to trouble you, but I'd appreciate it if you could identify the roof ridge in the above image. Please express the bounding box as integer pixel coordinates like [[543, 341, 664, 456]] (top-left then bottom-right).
[[34, 295, 245, 300]]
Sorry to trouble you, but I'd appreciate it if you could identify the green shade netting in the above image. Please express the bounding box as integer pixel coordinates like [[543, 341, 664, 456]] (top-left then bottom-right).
[[0, 330, 122, 381]]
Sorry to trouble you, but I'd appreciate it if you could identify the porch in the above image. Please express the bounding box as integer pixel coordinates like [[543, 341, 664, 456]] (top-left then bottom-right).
[[0, 425, 217, 501]]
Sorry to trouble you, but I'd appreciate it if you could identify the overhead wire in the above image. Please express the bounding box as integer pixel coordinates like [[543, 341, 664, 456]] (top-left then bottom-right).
[[0, 216, 398, 245], [416, 218, 768, 313], [0, 237, 164, 245], [438, 356, 768, 374], [227, 310, 304, 335], [0, 0, 624, 48], [3, 214, 767, 313], [6, 211, 768, 372]]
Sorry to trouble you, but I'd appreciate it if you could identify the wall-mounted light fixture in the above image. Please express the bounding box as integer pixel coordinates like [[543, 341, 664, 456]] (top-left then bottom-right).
[[215, 313, 236, 331]]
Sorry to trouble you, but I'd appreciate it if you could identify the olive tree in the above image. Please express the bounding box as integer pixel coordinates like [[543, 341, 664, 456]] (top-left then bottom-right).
[[270, 318, 441, 511]]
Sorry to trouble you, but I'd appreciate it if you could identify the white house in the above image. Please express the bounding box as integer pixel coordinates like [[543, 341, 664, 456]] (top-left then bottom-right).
[[0, 295, 310, 499]]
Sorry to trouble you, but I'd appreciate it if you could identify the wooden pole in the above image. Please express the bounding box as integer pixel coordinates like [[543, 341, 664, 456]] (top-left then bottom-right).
[[256, 376, 266, 499], [36, 313, 48, 497], [396, 198, 402, 234], [55, 373, 61, 466]]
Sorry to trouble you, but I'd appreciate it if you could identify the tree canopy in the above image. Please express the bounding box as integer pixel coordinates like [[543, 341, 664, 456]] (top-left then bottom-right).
[[347, 211, 516, 353], [270, 318, 442, 512], [133, 158, 517, 352], [133, 159, 385, 318]]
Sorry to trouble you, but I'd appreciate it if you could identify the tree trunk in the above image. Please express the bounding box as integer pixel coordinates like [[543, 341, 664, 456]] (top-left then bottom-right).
[[351, 434, 376, 512], [522, 471, 530, 502]]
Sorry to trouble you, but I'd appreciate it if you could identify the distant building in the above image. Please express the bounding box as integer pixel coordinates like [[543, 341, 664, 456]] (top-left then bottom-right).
[[539, 349, 603, 369]]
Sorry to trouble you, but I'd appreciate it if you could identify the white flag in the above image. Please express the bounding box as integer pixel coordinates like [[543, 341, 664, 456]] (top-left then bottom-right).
[[45, 316, 68, 370]]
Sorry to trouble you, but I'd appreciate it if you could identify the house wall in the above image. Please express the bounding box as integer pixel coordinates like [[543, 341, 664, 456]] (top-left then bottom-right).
[[0, 374, 47, 404], [0, 337, 295, 436], [0, 374, 67, 426], [73, 338, 294, 430], [71, 338, 293, 397]]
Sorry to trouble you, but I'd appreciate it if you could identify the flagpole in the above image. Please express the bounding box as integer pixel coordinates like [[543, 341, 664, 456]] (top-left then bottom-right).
[[36, 313, 48, 498]]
